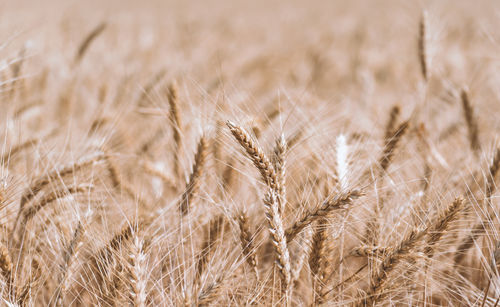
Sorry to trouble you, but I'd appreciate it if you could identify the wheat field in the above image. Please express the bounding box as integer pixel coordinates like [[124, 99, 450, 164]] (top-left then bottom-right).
[[0, 0, 499, 305]]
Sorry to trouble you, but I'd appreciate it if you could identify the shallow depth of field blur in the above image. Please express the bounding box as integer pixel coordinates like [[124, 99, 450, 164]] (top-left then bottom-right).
[[0, 0, 499, 306]]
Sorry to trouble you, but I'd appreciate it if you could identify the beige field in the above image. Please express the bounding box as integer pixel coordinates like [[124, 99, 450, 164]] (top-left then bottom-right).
[[0, 0, 499, 305]]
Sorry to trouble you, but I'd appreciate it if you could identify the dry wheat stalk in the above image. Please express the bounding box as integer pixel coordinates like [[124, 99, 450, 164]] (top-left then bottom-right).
[[179, 136, 208, 216]]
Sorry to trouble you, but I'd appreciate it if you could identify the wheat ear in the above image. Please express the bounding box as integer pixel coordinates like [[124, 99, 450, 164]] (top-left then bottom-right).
[[379, 120, 409, 175], [12, 152, 104, 241], [349, 246, 392, 258], [263, 189, 291, 300], [226, 121, 279, 191], [308, 218, 330, 305], [359, 225, 428, 306], [136, 69, 167, 106], [418, 10, 428, 81], [167, 81, 183, 179], [455, 148, 500, 265], [425, 198, 464, 259], [55, 221, 85, 306], [0, 241, 14, 300], [461, 88, 481, 153], [197, 272, 227, 306], [74, 22, 107, 64], [285, 190, 361, 243], [179, 136, 208, 216], [196, 215, 225, 281], [273, 134, 287, 213], [127, 234, 147, 307], [237, 212, 259, 279]]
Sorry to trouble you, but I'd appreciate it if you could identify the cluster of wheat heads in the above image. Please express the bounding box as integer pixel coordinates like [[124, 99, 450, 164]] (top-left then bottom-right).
[[0, 1, 500, 306]]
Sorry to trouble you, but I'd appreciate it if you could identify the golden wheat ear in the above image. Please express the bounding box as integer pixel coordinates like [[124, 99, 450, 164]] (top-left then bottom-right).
[[237, 211, 259, 280], [195, 215, 226, 283], [418, 10, 428, 81], [167, 80, 183, 179], [455, 148, 500, 266], [0, 241, 14, 301], [460, 88, 481, 154], [272, 134, 287, 214], [308, 218, 330, 305], [126, 233, 147, 307], [226, 121, 279, 191], [54, 221, 85, 306], [424, 198, 464, 260], [359, 225, 428, 306], [285, 190, 362, 243], [263, 189, 291, 302], [179, 136, 208, 216], [74, 22, 107, 64]]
